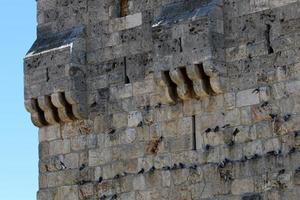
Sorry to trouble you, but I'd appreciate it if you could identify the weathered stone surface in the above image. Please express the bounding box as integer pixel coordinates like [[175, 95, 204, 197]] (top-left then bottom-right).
[[25, 0, 300, 199]]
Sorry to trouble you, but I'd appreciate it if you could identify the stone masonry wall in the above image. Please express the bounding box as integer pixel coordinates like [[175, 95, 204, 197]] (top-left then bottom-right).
[[24, 0, 300, 199]]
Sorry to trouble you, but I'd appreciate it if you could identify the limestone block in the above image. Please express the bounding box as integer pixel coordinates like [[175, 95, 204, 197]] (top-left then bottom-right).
[[240, 106, 252, 125], [110, 84, 133, 100], [183, 99, 202, 116], [125, 13, 143, 29], [133, 78, 155, 96], [153, 154, 171, 169], [89, 148, 112, 166], [49, 139, 71, 156], [243, 140, 263, 157], [113, 112, 128, 128], [136, 191, 151, 200], [55, 186, 79, 200], [231, 178, 255, 195], [123, 128, 137, 144], [128, 111, 143, 127], [133, 175, 146, 190], [225, 108, 241, 126], [138, 156, 153, 172], [64, 153, 79, 169], [161, 171, 171, 187], [39, 124, 61, 142], [79, 183, 94, 199], [286, 80, 300, 96], [237, 88, 260, 107], [224, 92, 236, 110], [263, 138, 281, 154], [272, 82, 286, 100], [71, 135, 87, 151]]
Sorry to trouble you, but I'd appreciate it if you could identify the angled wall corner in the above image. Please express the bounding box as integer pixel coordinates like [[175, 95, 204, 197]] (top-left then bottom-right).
[[24, 26, 88, 127]]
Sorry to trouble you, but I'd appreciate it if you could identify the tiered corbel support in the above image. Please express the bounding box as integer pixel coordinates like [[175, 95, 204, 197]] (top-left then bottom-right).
[[155, 60, 225, 104], [25, 91, 87, 128]]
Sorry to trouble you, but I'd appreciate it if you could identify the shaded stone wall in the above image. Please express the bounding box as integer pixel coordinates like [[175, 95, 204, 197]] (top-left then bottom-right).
[[24, 0, 300, 199]]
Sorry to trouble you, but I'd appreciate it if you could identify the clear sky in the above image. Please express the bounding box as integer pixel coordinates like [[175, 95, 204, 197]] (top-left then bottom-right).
[[0, 1, 38, 199]]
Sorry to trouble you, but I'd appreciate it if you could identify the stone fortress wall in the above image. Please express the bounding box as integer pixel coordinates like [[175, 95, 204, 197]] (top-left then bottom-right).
[[24, 0, 300, 199]]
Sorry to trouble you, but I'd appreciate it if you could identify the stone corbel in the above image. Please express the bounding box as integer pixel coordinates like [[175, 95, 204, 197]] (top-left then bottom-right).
[[156, 60, 226, 104], [169, 68, 194, 100], [155, 71, 177, 104], [186, 64, 210, 98], [37, 96, 59, 125], [51, 92, 75, 123], [25, 91, 87, 128], [65, 91, 87, 120], [25, 99, 47, 128], [203, 59, 226, 94]]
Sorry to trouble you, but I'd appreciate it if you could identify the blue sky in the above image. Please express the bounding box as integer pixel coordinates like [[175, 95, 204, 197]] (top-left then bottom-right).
[[0, 1, 38, 199]]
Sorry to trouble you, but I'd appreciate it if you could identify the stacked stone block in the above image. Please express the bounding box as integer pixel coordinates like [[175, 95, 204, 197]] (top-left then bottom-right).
[[24, 0, 300, 199]]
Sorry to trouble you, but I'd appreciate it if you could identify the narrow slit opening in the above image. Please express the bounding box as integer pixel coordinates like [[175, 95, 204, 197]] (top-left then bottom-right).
[[179, 37, 183, 53], [46, 68, 49, 82], [124, 57, 130, 84], [192, 115, 196, 150], [265, 24, 274, 54]]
